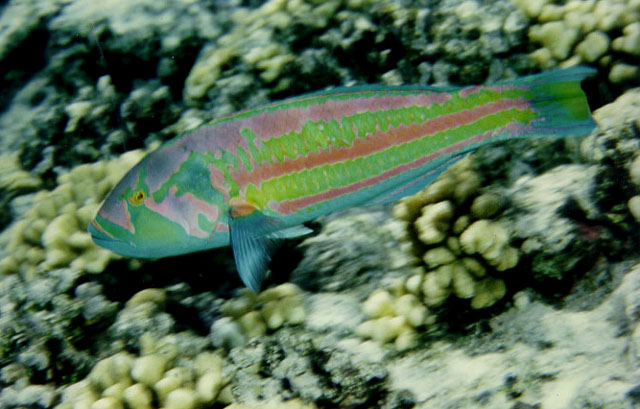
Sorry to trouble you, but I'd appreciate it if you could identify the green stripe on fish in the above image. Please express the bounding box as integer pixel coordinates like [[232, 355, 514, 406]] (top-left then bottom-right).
[[89, 67, 596, 292]]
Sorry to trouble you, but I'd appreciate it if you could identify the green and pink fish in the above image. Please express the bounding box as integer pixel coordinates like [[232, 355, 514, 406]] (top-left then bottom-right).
[[89, 67, 596, 291]]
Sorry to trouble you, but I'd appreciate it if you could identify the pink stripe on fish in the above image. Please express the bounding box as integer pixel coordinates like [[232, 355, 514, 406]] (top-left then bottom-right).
[[273, 123, 520, 215], [230, 98, 530, 192], [145, 192, 220, 238], [459, 84, 516, 98], [99, 200, 134, 234], [241, 92, 453, 141], [143, 145, 191, 194], [208, 165, 230, 201], [185, 92, 453, 156]]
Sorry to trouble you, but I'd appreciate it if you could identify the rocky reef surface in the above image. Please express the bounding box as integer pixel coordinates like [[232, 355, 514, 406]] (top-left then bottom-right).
[[0, 0, 639, 408]]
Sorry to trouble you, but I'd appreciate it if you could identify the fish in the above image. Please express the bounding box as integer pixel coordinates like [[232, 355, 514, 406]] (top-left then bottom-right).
[[89, 67, 596, 292]]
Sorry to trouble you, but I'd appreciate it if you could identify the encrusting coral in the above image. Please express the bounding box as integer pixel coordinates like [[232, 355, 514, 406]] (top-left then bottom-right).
[[0, 148, 149, 280]]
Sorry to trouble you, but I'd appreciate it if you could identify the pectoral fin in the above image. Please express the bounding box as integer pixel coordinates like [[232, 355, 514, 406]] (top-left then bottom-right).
[[228, 200, 312, 292]]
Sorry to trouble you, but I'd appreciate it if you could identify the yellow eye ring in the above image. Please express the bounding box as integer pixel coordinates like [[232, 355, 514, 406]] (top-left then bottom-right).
[[128, 189, 146, 206]]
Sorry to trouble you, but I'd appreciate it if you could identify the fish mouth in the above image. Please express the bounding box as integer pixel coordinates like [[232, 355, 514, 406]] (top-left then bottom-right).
[[88, 219, 140, 258], [88, 220, 121, 245]]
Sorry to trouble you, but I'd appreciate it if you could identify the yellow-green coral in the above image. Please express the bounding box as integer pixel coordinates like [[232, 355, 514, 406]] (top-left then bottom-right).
[[355, 288, 433, 351], [55, 335, 231, 409], [393, 156, 519, 310], [54, 289, 313, 409], [460, 220, 520, 271], [184, 0, 383, 102], [356, 157, 518, 350], [218, 283, 306, 343], [184, 0, 305, 101], [628, 154, 640, 221], [0, 152, 41, 191], [0, 148, 149, 279], [512, 0, 640, 82]]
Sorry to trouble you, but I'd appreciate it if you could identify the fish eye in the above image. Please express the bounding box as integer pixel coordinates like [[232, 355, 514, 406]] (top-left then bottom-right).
[[128, 189, 146, 206]]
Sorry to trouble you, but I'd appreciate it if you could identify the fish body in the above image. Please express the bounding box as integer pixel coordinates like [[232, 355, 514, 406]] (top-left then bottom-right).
[[89, 67, 596, 291]]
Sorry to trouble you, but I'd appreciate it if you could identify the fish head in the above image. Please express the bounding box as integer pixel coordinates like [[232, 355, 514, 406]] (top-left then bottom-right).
[[89, 151, 228, 259], [88, 160, 162, 258]]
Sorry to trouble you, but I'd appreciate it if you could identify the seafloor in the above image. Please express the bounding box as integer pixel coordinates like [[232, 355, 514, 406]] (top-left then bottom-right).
[[0, 0, 640, 408]]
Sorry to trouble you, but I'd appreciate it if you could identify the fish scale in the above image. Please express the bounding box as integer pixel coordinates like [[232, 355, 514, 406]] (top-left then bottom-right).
[[89, 67, 597, 292]]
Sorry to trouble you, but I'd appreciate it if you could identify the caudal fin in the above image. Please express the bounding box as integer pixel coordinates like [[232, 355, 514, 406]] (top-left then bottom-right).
[[517, 66, 597, 137]]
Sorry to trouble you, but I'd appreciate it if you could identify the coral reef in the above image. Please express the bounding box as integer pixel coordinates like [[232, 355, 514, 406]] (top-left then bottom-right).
[[55, 344, 231, 409], [0, 152, 41, 231], [0, 152, 41, 192], [512, 0, 640, 86], [224, 399, 317, 409], [353, 157, 522, 349], [212, 283, 306, 349], [508, 164, 601, 282], [0, 0, 207, 177], [580, 88, 640, 255], [50, 261, 640, 409], [0, 148, 147, 279], [612, 105, 640, 222], [384, 262, 640, 408], [53, 324, 394, 409], [226, 327, 390, 407], [109, 288, 177, 349], [0, 268, 118, 385], [183, 0, 531, 108], [393, 156, 519, 310], [355, 289, 433, 351]]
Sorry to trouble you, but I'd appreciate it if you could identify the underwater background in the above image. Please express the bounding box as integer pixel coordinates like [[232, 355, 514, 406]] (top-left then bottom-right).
[[1, 0, 640, 408]]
